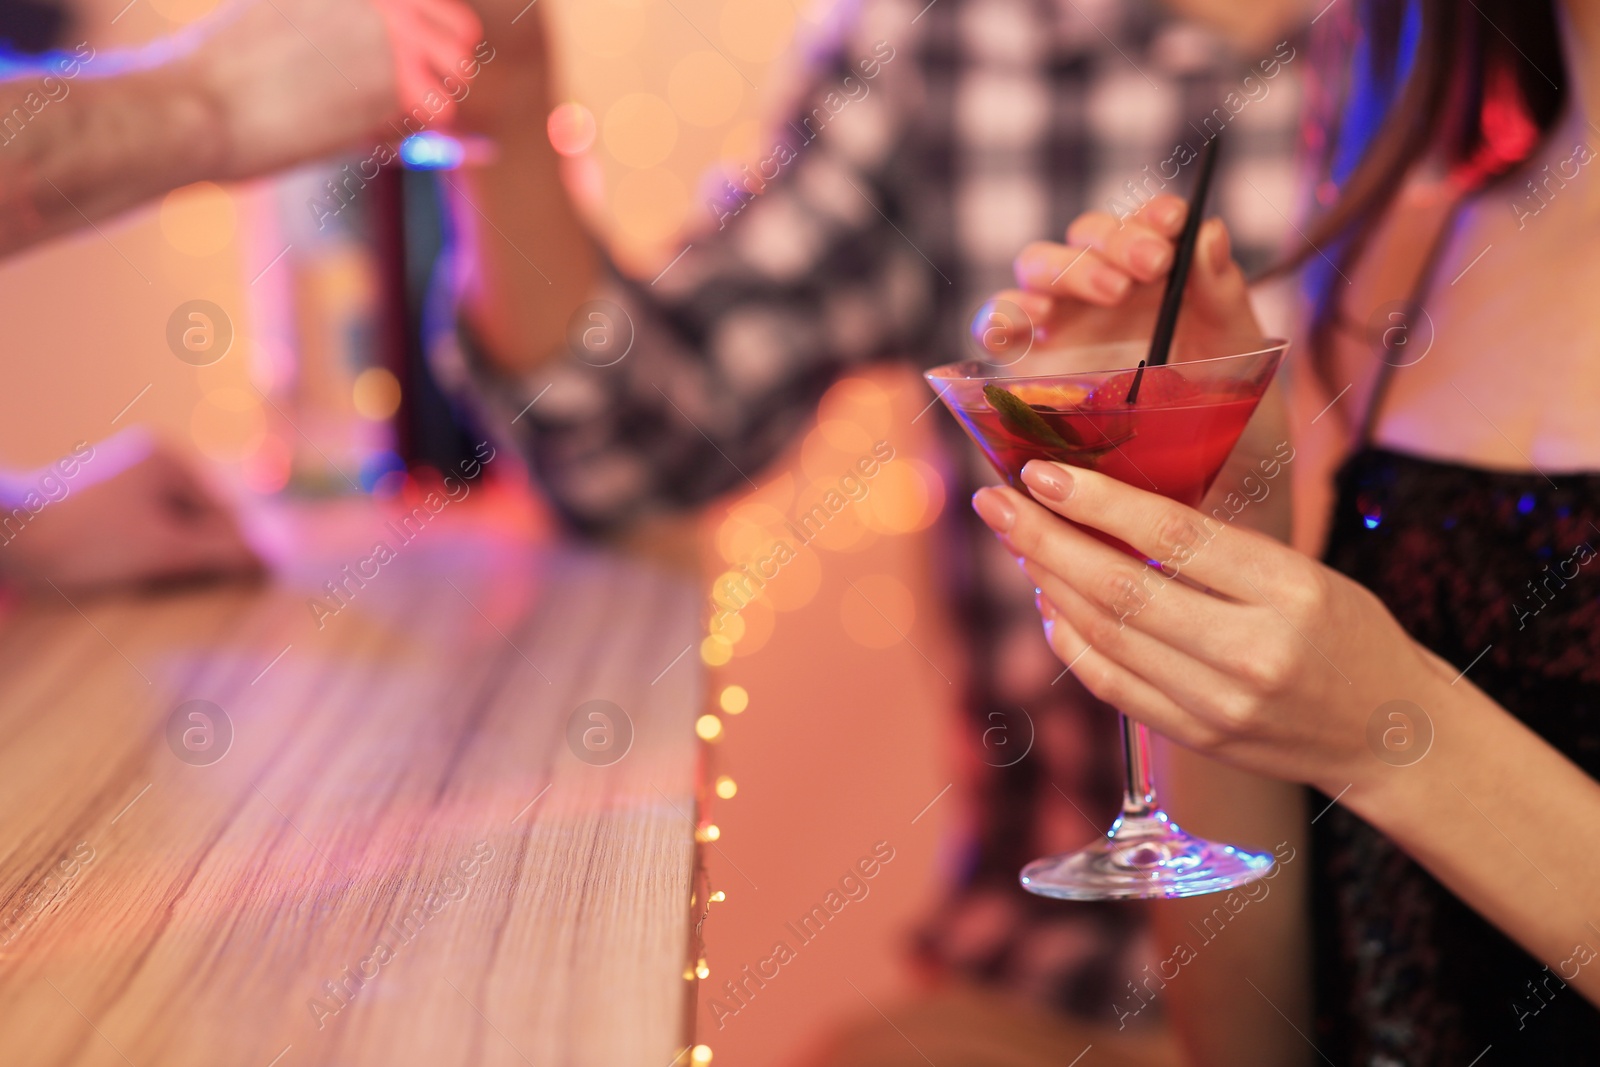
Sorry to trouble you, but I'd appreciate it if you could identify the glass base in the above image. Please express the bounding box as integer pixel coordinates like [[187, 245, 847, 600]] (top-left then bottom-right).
[[1019, 810, 1274, 901]]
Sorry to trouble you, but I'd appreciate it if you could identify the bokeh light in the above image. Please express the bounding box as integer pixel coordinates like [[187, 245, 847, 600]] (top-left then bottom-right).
[[715, 501, 788, 564], [708, 610, 746, 645], [800, 419, 875, 482], [817, 376, 894, 437], [692, 1044, 714, 1064], [840, 573, 918, 649], [352, 367, 402, 421], [160, 182, 236, 257], [603, 93, 679, 169], [719, 685, 749, 714], [239, 434, 292, 494], [668, 52, 745, 128], [798, 482, 872, 553], [696, 714, 724, 741], [715, 775, 738, 799], [548, 102, 597, 157], [700, 634, 734, 666], [864, 458, 945, 534]]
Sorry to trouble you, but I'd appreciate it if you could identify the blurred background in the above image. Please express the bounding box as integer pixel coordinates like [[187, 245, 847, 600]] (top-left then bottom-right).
[[0, 0, 961, 1060]]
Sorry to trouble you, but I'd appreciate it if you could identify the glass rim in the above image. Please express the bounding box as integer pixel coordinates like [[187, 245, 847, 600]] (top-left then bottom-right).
[[924, 337, 1291, 383]]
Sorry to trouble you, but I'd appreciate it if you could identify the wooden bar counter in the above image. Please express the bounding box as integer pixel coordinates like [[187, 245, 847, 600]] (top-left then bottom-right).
[[0, 496, 704, 1066]]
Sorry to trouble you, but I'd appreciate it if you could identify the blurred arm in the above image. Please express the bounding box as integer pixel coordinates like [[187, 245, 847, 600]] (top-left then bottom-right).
[[0, 0, 480, 257], [443, 0, 597, 375], [433, 7, 935, 533], [0, 49, 222, 255]]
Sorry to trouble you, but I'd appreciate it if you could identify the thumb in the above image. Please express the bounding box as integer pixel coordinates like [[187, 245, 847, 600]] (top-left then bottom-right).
[[1187, 217, 1261, 342]]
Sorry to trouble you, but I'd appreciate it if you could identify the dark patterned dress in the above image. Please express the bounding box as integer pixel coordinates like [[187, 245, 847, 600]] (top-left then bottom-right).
[[1314, 447, 1600, 1064]]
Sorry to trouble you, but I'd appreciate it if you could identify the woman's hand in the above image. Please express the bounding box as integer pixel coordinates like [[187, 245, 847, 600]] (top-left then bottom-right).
[[976, 194, 1264, 357], [970, 459, 1451, 794]]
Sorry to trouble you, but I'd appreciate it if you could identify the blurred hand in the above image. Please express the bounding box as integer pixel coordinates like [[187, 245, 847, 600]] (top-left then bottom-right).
[[185, 0, 484, 180], [0, 431, 261, 594], [451, 0, 554, 133], [976, 193, 1263, 359]]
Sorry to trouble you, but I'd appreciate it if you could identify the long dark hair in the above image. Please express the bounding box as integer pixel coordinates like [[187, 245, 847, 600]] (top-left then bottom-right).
[[1290, 0, 1566, 395]]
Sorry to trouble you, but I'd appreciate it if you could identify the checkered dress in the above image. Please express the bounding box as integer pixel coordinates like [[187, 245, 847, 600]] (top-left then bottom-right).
[[430, 0, 1302, 1024]]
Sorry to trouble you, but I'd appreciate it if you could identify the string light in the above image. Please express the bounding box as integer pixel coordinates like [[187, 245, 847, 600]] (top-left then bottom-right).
[[700, 634, 733, 666], [695, 960, 711, 979], [714, 775, 737, 799], [691, 1046, 713, 1065], [696, 824, 721, 842], [695, 714, 724, 742], [718, 685, 749, 714], [709, 890, 726, 902]]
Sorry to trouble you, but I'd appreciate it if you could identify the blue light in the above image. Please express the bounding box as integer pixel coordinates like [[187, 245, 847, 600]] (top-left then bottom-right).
[[1363, 514, 1381, 530], [359, 449, 407, 493], [399, 133, 466, 170], [1517, 492, 1536, 515]]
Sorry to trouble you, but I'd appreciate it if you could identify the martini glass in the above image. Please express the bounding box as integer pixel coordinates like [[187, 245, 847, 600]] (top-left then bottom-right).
[[926, 338, 1288, 900]]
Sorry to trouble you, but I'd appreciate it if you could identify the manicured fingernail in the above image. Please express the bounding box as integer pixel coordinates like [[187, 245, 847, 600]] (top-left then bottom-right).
[[1022, 461, 1074, 503], [1034, 590, 1058, 620], [972, 487, 1015, 533], [1129, 238, 1170, 275], [1090, 266, 1131, 299]]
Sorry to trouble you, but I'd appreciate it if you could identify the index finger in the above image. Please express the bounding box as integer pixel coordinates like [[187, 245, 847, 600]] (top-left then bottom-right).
[[1016, 459, 1288, 603]]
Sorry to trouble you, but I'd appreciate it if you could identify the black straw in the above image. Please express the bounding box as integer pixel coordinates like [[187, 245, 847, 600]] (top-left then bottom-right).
[[1126, 131, 1224, 405]]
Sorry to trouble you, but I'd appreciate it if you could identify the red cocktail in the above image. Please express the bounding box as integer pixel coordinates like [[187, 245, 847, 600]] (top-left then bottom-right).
[[925, 339, 1288, 900]]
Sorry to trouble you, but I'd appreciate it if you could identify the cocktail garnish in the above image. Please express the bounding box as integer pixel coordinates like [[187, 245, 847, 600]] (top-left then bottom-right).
[[984, 383, 1078, 449], [982, 383, 1135, 460]]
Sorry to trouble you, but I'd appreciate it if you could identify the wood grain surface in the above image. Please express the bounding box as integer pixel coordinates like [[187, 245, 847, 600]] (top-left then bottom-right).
[[0, 499, 703, 1066]]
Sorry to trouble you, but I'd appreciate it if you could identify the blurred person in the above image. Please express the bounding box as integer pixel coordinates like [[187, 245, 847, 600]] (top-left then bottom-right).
[[0, 0, 483, 256], [0, 0, 481, 592], [977, 0, 1600, 1061], [429, 0, 1309, 1058]]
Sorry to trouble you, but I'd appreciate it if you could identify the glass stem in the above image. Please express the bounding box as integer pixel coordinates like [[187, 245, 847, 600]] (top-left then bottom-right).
[[1118, 713, 1158, 819]]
